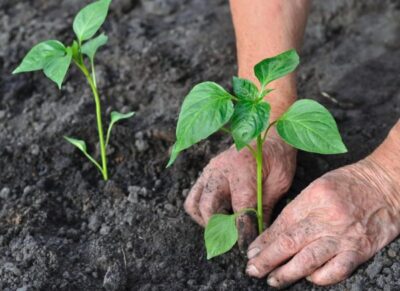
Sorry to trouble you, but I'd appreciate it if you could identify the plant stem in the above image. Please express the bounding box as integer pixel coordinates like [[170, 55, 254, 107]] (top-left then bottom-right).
[[256, 134, 263, 234], [76, 61, 108, 180], [262, 120, 277, 143]]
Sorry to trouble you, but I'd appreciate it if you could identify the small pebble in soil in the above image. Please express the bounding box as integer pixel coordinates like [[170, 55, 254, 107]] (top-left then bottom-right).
[[100, 224, 111, 235], [135, 131, 149, 152], [103, 262, 127, 291], [127, 187, 139, 203], [387, 249, 397, 258], [88, 214, 102, 232], [164, 203, 175, 213], [182, 189, 189, 198], [350, 276, 365, 291], [366, 261, 383, 279], [30, 144, 39, 155], [23, 186, 33, 196], [0, 187, 10, 199], [0, 110, 6, 120]]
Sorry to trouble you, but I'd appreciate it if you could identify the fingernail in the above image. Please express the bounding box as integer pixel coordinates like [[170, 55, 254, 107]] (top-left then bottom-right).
[[306, 276, 312, 282], [267, 276, 279, 287], [246, 265, 260, 276], [247, 248, 260, 259]]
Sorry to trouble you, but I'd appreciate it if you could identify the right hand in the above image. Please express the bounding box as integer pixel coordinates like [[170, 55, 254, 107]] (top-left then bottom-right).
[[184, 134, 297, 250]]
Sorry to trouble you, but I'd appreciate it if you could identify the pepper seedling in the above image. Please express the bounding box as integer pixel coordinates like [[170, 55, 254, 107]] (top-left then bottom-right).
[[12, 0, 134, 180], [167, 49, 347, 259]]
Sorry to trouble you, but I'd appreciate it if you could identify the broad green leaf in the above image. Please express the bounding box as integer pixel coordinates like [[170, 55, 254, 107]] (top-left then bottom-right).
[[231, 101, 271, 150], [205, 214, 238, 260], [254, 49, 299, 87], [167, 82, 234, 167], [106, 111, 135, 147], [232, 76, 259, 101], [13, 40, 65, 74], [73, 0, 112, 42], [81, 33, 108, 62], [43, 47, 72, 89], [276, 99, 347, 154]]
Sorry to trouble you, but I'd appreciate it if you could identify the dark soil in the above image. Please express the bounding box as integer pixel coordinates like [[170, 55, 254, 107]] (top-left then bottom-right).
[[1, 0, 399, 290]]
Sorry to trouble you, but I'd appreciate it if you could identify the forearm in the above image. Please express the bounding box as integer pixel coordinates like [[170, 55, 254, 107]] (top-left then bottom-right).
[[229, 0, 310, 120], [368, 120, 400, 210]]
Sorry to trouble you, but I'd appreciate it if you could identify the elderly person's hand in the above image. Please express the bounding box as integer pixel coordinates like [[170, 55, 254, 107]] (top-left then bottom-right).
[[246, 122, 400, 287], [184, 133, 296, 249]]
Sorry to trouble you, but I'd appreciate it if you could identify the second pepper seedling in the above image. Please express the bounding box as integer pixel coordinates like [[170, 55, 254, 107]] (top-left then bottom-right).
[[12, 0, 134, 180], [168, 49, 347, 259]]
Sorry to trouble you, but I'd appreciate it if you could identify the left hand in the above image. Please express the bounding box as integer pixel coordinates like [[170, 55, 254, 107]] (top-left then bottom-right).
[[245, 157, 400, 288]]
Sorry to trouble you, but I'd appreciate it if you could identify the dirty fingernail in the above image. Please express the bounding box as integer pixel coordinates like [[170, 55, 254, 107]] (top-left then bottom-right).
[[246, 265, 260, 276], [267, 276, 279, 287], [306, 276, 312, 282], [247, 248, 260, 259]]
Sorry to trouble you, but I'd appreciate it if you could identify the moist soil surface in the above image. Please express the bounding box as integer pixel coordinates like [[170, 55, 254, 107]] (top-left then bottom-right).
[[1, 0, 400, 290]]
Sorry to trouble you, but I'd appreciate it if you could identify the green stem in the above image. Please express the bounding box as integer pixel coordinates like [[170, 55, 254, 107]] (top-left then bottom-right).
[[91, 60, 97, 88], [75, 61, 108, 181], [262, 120, 277, 143], [256, 135, 263, 234]]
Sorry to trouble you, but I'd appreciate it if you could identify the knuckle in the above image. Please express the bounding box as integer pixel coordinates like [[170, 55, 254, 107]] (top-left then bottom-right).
[[278, 233, 297, 253], [335, 260, 354, 279], [198, 201, 212, 216], [307, 179, 335, 197], [299, 249, 319, 269]]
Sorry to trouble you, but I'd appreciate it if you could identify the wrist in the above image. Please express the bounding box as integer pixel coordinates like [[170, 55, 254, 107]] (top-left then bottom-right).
[[368, 121, 400, 182], [366, 120, 400, 212]]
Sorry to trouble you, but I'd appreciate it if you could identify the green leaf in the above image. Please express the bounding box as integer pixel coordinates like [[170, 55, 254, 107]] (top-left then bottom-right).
[[43, 47, 72, 89], [73, 0, 112, 42], [13, 40, 66, 74], [81, 33, 108, 62], [276, 99, 347, 154], [254, 49, 299, 87], [260, 88, 275, 98], [231, 101, 271, 150], [64, 136, 103, 173], [64, 136, 87, 152], [167, 82, 234, 167], [205, 214, 238, 260], [232, 76, 259, 101], [106, 111, 135, 147], [110, 111, 135, 124]]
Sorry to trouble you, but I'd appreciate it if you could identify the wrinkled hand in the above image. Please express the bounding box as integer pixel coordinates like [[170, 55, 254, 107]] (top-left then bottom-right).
[[184, 134, 296, 249], [246, 158, 400, 288]]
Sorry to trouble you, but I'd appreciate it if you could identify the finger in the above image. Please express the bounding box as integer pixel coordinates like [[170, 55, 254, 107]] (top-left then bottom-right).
[[266, 237, 339, 288], [247, 209, 292, 257], [307, 251, 362, 286], [199, 171, 230, 224], [229, 176, 258, 251], [246, 219, 319, 278], [184, 177, 205, 226]]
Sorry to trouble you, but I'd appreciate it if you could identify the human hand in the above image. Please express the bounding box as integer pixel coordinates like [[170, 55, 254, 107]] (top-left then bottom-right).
[[246, 157, 400, 287], [184, 134, 296, 250]]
